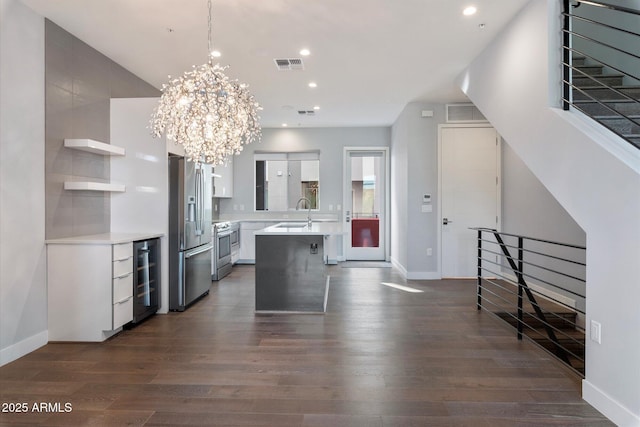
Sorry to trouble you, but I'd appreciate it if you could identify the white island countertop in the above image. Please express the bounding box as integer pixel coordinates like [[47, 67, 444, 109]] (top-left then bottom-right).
[[255, 222, 344, 236], [45, 232, 164, 245]]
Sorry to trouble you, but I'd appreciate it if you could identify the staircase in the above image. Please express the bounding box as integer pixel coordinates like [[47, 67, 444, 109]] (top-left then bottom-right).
[[571, 56, 640, 149], [496, 309, 585, 375]]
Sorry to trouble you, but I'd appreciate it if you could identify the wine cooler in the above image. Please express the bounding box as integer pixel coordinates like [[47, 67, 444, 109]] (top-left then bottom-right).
[[132, 238, 160, 323]]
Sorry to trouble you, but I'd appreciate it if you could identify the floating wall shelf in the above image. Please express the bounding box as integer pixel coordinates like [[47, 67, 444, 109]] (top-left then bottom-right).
[[64, 182, 126, 192], [64, 139, 125, 156]]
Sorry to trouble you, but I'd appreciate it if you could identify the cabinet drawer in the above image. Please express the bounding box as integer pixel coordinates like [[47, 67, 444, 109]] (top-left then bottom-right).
[[113, 296, 133, 329], [112, 243, 132, 262], [113, 257, 132, 278], [113, 274, 133, 304]]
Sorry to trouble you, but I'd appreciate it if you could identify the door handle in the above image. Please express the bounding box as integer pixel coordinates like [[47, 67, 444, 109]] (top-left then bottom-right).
[[443, 218, 453, 225], [185, 243, 213, 258]]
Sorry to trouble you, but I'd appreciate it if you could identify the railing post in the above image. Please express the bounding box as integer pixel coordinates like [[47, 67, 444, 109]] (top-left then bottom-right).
[[517, 237, 524, 340], [477, 229, 482, 310], [563, 0, 571, 110], [491, 231, 571, 365]]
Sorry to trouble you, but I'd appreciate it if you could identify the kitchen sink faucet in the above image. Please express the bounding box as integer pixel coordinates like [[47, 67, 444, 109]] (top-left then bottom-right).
[[296, 197, 312, 227]]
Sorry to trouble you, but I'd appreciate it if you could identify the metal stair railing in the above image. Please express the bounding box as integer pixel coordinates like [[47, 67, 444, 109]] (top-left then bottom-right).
[[472, 227, 587, 375], [562, 0, 640, 149]]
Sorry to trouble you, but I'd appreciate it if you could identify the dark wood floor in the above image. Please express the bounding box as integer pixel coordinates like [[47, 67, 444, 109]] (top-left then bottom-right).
[[0, 265, 612, 426]]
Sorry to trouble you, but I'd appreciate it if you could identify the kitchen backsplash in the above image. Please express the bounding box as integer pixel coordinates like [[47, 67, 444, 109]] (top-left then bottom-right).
[[44, 20, 159, 239]]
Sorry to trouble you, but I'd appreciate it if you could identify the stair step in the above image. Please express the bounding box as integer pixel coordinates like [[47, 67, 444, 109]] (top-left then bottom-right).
[[574, 65, 604, 76], [496, 311, 577, 329], [525, 330, 585, 356], [573, 85, 640, 101], [572, 56, 587, 67], [490, 306, 586, 375], [573, 100, 640, 116], [595, 116, 640, 134], [573, 74, 625, 87]]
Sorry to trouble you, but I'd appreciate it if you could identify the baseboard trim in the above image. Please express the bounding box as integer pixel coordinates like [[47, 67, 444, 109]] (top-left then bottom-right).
[[406, 271, 441, 280], [390, 257, 407, 278], [583, 380, 640, 427], [0, 330, 48, 367], [389, 258, 440, 280]]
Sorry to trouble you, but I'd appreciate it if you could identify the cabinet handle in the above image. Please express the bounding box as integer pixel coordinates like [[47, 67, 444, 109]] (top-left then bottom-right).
[[114, 272, 133, 280], [115, 296, 132, 304], [114, 255, 133, 262]]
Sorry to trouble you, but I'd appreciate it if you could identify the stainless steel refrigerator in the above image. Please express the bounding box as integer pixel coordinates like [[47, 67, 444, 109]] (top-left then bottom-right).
[[168, 155, 213, 311]]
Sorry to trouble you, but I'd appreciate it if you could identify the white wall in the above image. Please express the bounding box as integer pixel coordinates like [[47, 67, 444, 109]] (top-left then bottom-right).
[[219, 127, 390, 220], [391, 103, 445, 279], [110, 98, 170, 314], [458, 1, 640, 425], [390, 110, 409, 272], [502, 141, 587, 312], [0, 0, 47, 365]]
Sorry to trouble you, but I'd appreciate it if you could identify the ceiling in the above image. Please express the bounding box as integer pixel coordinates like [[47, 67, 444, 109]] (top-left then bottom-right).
[[21, 0, 528, 128]]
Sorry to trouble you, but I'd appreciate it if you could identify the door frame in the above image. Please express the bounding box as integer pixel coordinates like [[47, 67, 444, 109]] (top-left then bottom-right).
[[437, 124, 501, 278], [342, 146, 390, 262]]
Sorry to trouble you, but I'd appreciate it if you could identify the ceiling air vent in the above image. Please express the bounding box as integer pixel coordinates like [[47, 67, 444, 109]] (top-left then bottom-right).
[[446, 103, 488, 123], [297, 110, 316, 116], [274, 58, 305, 71]]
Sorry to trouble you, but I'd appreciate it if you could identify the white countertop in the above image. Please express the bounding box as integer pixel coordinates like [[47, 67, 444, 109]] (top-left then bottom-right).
[[46, 232, 164, 245], [255, 222, 344, 236]]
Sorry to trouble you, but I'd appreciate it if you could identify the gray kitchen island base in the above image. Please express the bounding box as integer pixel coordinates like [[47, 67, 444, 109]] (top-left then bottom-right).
[[255, 234, 329, 313]]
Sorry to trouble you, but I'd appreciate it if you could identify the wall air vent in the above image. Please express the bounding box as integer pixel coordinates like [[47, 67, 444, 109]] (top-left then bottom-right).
[[297, 110, 316, 116], [274, 58, 305, 71], [446, 103, 488, 123]]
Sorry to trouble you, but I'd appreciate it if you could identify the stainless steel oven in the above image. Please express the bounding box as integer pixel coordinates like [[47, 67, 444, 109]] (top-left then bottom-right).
[[212, 222, 239, 280]]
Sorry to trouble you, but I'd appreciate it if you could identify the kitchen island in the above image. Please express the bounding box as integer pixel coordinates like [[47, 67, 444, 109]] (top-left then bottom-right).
[[254, 222, 343, 313]]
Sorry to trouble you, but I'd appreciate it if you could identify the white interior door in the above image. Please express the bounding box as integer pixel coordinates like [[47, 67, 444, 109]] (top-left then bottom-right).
[[440, 126, 500, 277], [344, 149, 386, 260]]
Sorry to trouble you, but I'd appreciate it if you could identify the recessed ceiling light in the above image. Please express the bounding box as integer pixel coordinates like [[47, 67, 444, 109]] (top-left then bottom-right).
[[308, 82, 317, 88], [299, 48, 310, 56], [282, 123, 288, 127], [313, 106, 320, 110], [463, 6, 477, 16], [211, 50, 221, 58]]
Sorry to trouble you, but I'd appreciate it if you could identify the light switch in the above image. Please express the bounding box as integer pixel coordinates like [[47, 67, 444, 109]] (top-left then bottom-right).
[[591, 320, 602, 344], [421, 204, 432, 213]]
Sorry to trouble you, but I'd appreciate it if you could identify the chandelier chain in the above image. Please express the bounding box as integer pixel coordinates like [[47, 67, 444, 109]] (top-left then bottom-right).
[[207, 0, 212, 61], [149, 0, 262, 164]]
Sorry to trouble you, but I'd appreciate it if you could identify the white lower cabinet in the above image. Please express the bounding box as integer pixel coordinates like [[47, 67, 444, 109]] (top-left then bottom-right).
[[111, 243, 133, 329], [47, 241, 133, 341], [238, 222, 265, 264], [237, 222, 284, 263]]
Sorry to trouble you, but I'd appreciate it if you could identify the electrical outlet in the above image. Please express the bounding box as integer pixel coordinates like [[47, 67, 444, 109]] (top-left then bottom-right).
[[233, 204, 238, 211], [591, 320, 602, 344], [427, 248, 433, 256]]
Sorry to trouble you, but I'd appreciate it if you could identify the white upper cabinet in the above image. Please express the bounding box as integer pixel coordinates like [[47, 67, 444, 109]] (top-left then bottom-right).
[[213, 158, 233, 198]]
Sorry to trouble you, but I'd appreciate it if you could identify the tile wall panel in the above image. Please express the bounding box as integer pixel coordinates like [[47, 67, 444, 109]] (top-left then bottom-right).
[[45, 20, 159, 239]]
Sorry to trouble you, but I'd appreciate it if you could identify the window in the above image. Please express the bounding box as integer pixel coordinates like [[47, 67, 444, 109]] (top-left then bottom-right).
[[255, 151, 320, 211]]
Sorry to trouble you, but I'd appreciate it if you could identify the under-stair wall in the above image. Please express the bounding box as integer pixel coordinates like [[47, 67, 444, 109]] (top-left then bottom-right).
[[457, 1, 640, 426]]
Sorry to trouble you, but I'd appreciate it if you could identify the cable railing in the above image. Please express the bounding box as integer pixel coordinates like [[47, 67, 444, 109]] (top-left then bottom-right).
[[562, 0, 640, 149], [472, 228, 587, 375]]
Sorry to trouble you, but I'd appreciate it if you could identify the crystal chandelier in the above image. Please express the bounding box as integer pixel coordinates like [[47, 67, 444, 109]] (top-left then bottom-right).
[[150, 0, 261, 164]]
